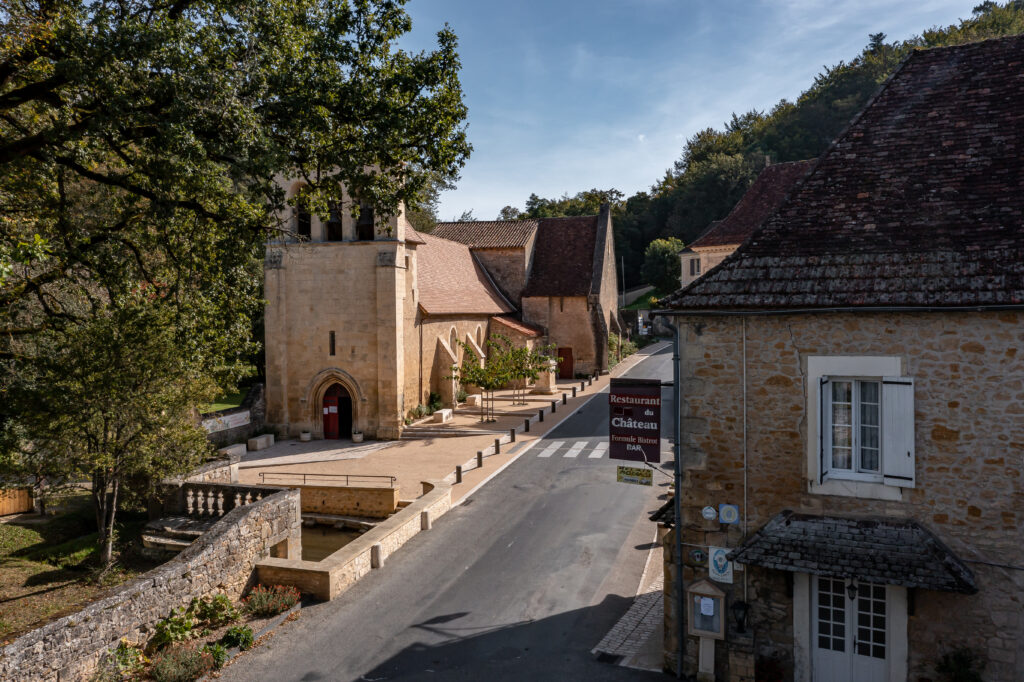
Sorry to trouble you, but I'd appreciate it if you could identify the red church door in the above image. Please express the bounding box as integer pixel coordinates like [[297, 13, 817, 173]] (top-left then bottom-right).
[[322, 383, 353, 439]]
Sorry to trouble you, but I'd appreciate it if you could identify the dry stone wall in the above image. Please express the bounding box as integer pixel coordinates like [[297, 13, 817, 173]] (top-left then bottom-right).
[[0, 488, 301, 682]]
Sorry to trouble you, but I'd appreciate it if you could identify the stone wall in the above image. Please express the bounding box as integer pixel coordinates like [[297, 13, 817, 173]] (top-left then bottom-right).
[[413, 315, 493, 410], [666, 311, 1023, 681], [183, 455, 238, 484], [522, 295, 599, 375], [471, 247, 530, 306], [299, 484, 399, 518], [0, 487, 301, 682], [205, 383, 266, 448]]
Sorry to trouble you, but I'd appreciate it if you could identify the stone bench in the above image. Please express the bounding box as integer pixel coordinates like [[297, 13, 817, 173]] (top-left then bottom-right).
[[247, 434, 275, 451], [433, 409, 453, 423], [465, 394, 482, 407], [218, 443, 247, 458]]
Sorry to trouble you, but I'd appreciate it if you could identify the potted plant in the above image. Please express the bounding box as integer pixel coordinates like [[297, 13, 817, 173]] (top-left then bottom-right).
[[299, 430, 311, 442], [351, 430, 363, 443]]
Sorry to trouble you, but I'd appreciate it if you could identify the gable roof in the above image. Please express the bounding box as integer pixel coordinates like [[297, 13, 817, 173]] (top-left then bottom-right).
[[492, 315, 544, 338], [689, 160, 816, 250], [521, 216, 600, 297], [664, 35, 1024, 311], [728, 511, 977, 594], [415, 232, 515, 316], [432, 220, 538, 248]]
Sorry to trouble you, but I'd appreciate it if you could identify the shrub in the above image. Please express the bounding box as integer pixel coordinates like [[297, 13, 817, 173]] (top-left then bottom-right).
[[242, 584, 300, 617], [427, 391, 443, 412], [191, 593, 239, 627], [936, 646, 985, 682], [91, 639, 148, 681], [221, 624, 255, 651], [202, 642, 229, 669], [149, 645, 213, 682], [148, 608, 196, 652], [456, 388, 468, 403]]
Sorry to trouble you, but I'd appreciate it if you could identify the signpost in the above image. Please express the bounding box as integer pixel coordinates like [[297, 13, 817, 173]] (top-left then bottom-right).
[[608, 378, 661, 463]]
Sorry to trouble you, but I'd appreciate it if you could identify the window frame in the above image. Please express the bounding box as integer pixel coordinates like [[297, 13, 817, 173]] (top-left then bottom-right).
[[824, 376, 883, 482]]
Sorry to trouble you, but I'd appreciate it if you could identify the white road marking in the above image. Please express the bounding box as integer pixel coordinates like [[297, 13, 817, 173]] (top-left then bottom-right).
[[588, 442, 609, 458], [563, 442, 586, 458], [537, 441, 564, 458]]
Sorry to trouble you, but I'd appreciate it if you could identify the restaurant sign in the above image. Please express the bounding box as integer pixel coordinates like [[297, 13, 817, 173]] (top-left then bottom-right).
[[609, 377, 661, 463]]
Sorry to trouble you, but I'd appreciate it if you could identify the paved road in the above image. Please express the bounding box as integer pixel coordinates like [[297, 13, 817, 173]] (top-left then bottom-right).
[[222, 347, 674, 681]]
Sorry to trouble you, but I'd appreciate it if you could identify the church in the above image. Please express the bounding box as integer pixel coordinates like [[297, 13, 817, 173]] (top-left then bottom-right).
[[263, 187, 621, 440]]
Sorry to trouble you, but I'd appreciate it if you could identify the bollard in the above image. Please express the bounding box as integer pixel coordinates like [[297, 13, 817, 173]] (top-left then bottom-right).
[[525, 418, 530, 432], [371, 543, 383, 569], [477, 451, 484, 467], [581, 380, 586, 392], [494, 438, 501, 455], [456, 465, 463, 483], [551, 400, 557, 413], [572, 387, 577, 398], [588, 376, 593, 386], [420, 510, 431, 530], [562, 393, 567, 405], [539, 409, 544, 422], [510, 428, 516, 443]]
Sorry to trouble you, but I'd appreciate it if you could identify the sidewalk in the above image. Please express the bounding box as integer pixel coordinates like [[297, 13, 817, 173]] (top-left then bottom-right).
[[237, 341, 669, 502]]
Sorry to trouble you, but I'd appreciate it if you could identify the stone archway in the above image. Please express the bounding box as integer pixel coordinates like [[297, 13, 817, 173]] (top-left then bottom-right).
[[305, 368, 365, 437]]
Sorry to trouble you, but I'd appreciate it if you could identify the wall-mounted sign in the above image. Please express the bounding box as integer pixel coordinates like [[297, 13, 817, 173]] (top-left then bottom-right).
[[616, 466, 653, 486], [689, 548, 707, 564], [709, 546, 734, 584], [701, 505, 718, 521], [718, 504, 740, 525], [609, 378, 661, 463]]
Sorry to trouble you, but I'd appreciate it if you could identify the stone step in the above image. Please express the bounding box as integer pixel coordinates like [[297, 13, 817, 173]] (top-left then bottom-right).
[[141, 533, 193, 552]]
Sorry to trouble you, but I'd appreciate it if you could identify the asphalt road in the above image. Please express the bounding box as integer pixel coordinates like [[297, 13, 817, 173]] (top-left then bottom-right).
[[222, 346, 674, 681]]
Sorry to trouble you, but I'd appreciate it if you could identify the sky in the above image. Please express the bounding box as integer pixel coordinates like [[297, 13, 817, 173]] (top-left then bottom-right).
[[401, 1, 979, 221]]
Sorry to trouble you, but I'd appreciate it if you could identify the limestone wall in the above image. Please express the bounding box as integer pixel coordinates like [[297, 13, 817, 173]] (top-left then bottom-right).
[[522, 295, 599, 375], [298, 485, 399, 518], [471, 247, 530, 305], [0, 488, 301, 682], [667, 311, 1023, 681]]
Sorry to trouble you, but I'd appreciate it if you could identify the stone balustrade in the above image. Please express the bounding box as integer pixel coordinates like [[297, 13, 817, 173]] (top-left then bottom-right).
[[149, 482, 285, 521]]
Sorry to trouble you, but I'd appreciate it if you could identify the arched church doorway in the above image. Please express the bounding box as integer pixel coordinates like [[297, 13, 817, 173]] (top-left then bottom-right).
[[322, 383, 353, 439]]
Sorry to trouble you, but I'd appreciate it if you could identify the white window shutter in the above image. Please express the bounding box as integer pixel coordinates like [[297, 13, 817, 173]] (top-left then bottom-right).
[[882, 377, 915, 488], [819, 376, 832, 484]]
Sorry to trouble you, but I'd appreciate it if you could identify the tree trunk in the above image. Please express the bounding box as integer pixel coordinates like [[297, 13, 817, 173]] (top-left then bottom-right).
[[93, 470, 119, 566]]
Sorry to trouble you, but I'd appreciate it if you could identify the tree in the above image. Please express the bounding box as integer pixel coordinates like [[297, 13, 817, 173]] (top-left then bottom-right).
[[497, 206, 521, 220], [3, 300, 217, 565], [641, 238, 684, 293], [0, 0, 472, 564], [454, 209, 476, 222]]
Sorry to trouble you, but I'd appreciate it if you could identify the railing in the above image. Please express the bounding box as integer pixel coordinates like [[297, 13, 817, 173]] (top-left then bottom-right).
[[258, 472, 397, 489], [156, 482, 284, 519]]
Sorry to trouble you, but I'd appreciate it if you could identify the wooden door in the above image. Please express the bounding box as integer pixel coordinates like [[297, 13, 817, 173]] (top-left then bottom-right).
[[323, 396, 339, 439], [557, 347, 574, 379]]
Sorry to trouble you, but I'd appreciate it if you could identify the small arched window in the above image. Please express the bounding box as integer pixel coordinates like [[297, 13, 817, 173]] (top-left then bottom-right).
[[326, 201, 343, 241], [449, 328, 459, 356], [356, 201, 375, 241], [295, 199, 311, 240]]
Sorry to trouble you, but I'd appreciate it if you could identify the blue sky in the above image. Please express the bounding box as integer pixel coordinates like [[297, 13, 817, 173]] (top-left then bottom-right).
[[402, 1, 977, 220]]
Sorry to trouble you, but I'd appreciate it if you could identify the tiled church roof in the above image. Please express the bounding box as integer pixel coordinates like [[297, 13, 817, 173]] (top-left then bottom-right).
[[728, 511, 977, 594], [432, 220, 539, 248], [415, 233, 515, 315], [689, 160, 816, 250], [664, 35, 1024, 310], [521, 216, 600, 297]]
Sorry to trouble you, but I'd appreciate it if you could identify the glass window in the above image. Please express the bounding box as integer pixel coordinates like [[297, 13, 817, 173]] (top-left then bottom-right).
[[830, 379, 882, 474], [326, 202, 344, 241], [356, 201, 374, 240]]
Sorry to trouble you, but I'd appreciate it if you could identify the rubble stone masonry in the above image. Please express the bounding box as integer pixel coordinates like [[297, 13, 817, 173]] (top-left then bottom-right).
[[668, 311, 1023, 681]]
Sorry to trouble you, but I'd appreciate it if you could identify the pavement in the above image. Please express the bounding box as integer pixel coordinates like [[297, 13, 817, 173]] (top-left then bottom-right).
[[218, 343, 673, 681]]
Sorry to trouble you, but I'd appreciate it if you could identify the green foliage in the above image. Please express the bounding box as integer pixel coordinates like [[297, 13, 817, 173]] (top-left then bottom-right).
[[608, 335, 639, 369], [456, 388, 469, 403], [221, 624, 256, 651], [243, 584, 300, 617], [148, 608, 197, 653], [519, 189, 623, 218], [149, 645, 214, 682], [190, 594, 240, 628], [935, 646, 986, 682], [201, 642, 229, 670], [427, 392, 443, 413], [640, 238, 685, 292]]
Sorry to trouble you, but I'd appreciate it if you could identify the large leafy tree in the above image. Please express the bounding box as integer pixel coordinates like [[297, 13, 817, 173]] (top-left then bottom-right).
[[640, 237, 684, 293], [0, 0, 471, 564]]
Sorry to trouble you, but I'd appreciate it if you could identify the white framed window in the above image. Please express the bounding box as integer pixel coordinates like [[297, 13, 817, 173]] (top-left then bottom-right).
[[807, 357, 914, 499], [690, 257, 701, 276]]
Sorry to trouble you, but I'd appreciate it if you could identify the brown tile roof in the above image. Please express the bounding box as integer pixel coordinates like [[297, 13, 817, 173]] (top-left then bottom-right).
[[432, 220, 539, 248], [492, 315, 544, 338], [405, 227, 426, 245], [665, 35, 1024, 310], [415, 233, 515, 315], [689, 160, 816, 250], [521, 216, 600, 297]]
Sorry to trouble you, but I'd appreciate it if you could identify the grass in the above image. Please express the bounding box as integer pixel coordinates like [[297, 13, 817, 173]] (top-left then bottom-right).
[[0, 492, 159, 642], [201, 390, 247, 414], [622, 288, 672, 310]]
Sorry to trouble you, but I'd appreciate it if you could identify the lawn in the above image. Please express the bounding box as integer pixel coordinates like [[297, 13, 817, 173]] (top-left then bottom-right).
[[201, 390, 247, 414], [0, 492, 159, 643], [622, 288, 672, 310]]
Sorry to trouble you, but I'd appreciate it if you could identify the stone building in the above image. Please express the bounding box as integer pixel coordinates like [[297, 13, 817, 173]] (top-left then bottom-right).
[[435, 205, 621, 379], [264, 190, 619, 439], [657, 36, 1024, 682], [679, 159, 814, 288]]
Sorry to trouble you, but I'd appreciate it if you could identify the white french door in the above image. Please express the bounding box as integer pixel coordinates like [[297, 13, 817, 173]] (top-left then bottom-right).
[[811, 577, 890, 681]]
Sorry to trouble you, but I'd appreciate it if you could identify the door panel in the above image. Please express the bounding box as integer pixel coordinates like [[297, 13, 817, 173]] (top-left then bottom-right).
[[812, 577, 889, 682], [323, 396, 339, 439], [813, 577, 851, 682], [557, 347, 574, 379]]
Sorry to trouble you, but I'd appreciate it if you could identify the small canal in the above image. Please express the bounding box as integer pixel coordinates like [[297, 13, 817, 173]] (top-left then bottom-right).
[[301, 525, 362, 562]]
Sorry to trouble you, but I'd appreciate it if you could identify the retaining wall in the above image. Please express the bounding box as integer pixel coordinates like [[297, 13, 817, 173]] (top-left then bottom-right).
[[0, 487, 301, 682], [299, 484, 399, 518], [257, 480, 451, 600]]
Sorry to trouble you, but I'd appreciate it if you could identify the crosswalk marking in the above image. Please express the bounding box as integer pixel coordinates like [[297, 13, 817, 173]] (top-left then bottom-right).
[[589, 442, 609, 458], [537, 441, 564, 458], [563, 442, 586, 458]]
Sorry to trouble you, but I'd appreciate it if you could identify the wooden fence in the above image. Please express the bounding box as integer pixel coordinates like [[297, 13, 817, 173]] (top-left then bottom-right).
[[0, 488, 33, 516]]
